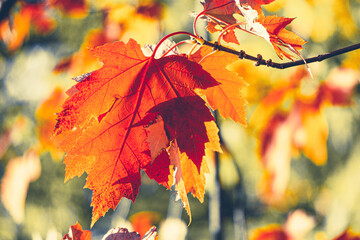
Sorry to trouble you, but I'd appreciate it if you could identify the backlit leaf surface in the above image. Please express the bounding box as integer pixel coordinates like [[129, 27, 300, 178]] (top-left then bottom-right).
[[200, 0, 305, 60], [190, 46, 248, 125], [54, 39, 218, 226]]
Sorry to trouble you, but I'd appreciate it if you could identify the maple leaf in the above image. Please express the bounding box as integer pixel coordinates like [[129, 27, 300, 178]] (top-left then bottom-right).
[[136, 96, 215, 170], [189, 45, 248, 125], [235, 5, 306, 60], [130, 212, 160, 238], [0, 3, 56, 51], [202, 0, 239, 23], [63, 223, 158, 240], [250, 210, 315, 240], [63, 222, 91, 240], [145, 115, 169, 161], [167, 140, 210, 222], [250, 225, 288, 240], [53, 39, 218, 226], [200, 0, 306, 60], [253, 67, 358, 202], [200, 0, 242, 45], [135, 96, 221, 220], [257, 15, 306, 60], [298, 106, 328, 165], [36, 87, 65, 160], [201, 0, 275, 34]]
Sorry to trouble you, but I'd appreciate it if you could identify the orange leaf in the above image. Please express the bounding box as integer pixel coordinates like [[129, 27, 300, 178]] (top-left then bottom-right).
[[63, 222, 91, 240], [250, 225, 288, 240], [167, 140, 210, 223], [137, 96, 215, 170], [299, 107, 328, 165], [201, 1, 306, 60], [201, 0, 243, 44], [190, 46, 248, 125], [53, 39, 218, 226], [250, 211, 315, 240], [258, 15, 306, 60], [255, 67, 357, 202], [145, 115, 169, 162], [36, 87, 65, 160], [136, 96, 220, 221], [181, 148, 210, 203], [130, 212, 160, 238], [0, 3, 55, 51], [168, 142, 192, 221], [0, 6, 31, 51], [204, 121, 222, 153]]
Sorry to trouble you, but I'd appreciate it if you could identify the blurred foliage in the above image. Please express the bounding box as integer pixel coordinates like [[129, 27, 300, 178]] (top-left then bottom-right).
[[0, 0, 360, 239]]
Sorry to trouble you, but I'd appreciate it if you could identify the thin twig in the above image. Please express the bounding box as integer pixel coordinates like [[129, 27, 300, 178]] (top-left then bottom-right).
[[200, 40, 360, 69]]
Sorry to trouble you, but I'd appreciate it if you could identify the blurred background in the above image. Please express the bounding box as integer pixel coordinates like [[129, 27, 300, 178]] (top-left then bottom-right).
[[0, 0, 360, 239]]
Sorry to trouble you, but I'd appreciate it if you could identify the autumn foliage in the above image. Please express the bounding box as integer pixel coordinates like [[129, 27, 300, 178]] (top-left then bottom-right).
[[1, 0, 360, 238], [49, 0, 311, 226]]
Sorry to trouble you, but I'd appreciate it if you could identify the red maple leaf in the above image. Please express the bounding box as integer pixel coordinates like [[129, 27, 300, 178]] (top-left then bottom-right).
[[199, 0, 305, 60], [257, 15, 306, 60], [201, 0, 241, 44], [135, 96, 221, 220], [63, 223, 158, 240], [189, 45, 248, 125], [0, 3, 56, 51], [250, 225, 288, 240], [63, 222, 91, 240], [201, 0, 275, 30], [53, 39, 218, 226], [135, 95, 215, 171]]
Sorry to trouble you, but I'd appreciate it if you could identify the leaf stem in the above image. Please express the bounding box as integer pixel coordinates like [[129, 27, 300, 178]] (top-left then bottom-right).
[[217, 22, 245, 45], [193, 10, 206, 37], [151, 31, 199, 59], [200, 40, 360, 69], [160, 40, 189, 58]]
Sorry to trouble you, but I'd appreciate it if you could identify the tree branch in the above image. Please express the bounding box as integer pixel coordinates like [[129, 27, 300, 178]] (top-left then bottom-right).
[[200, 40, 360, 69]]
